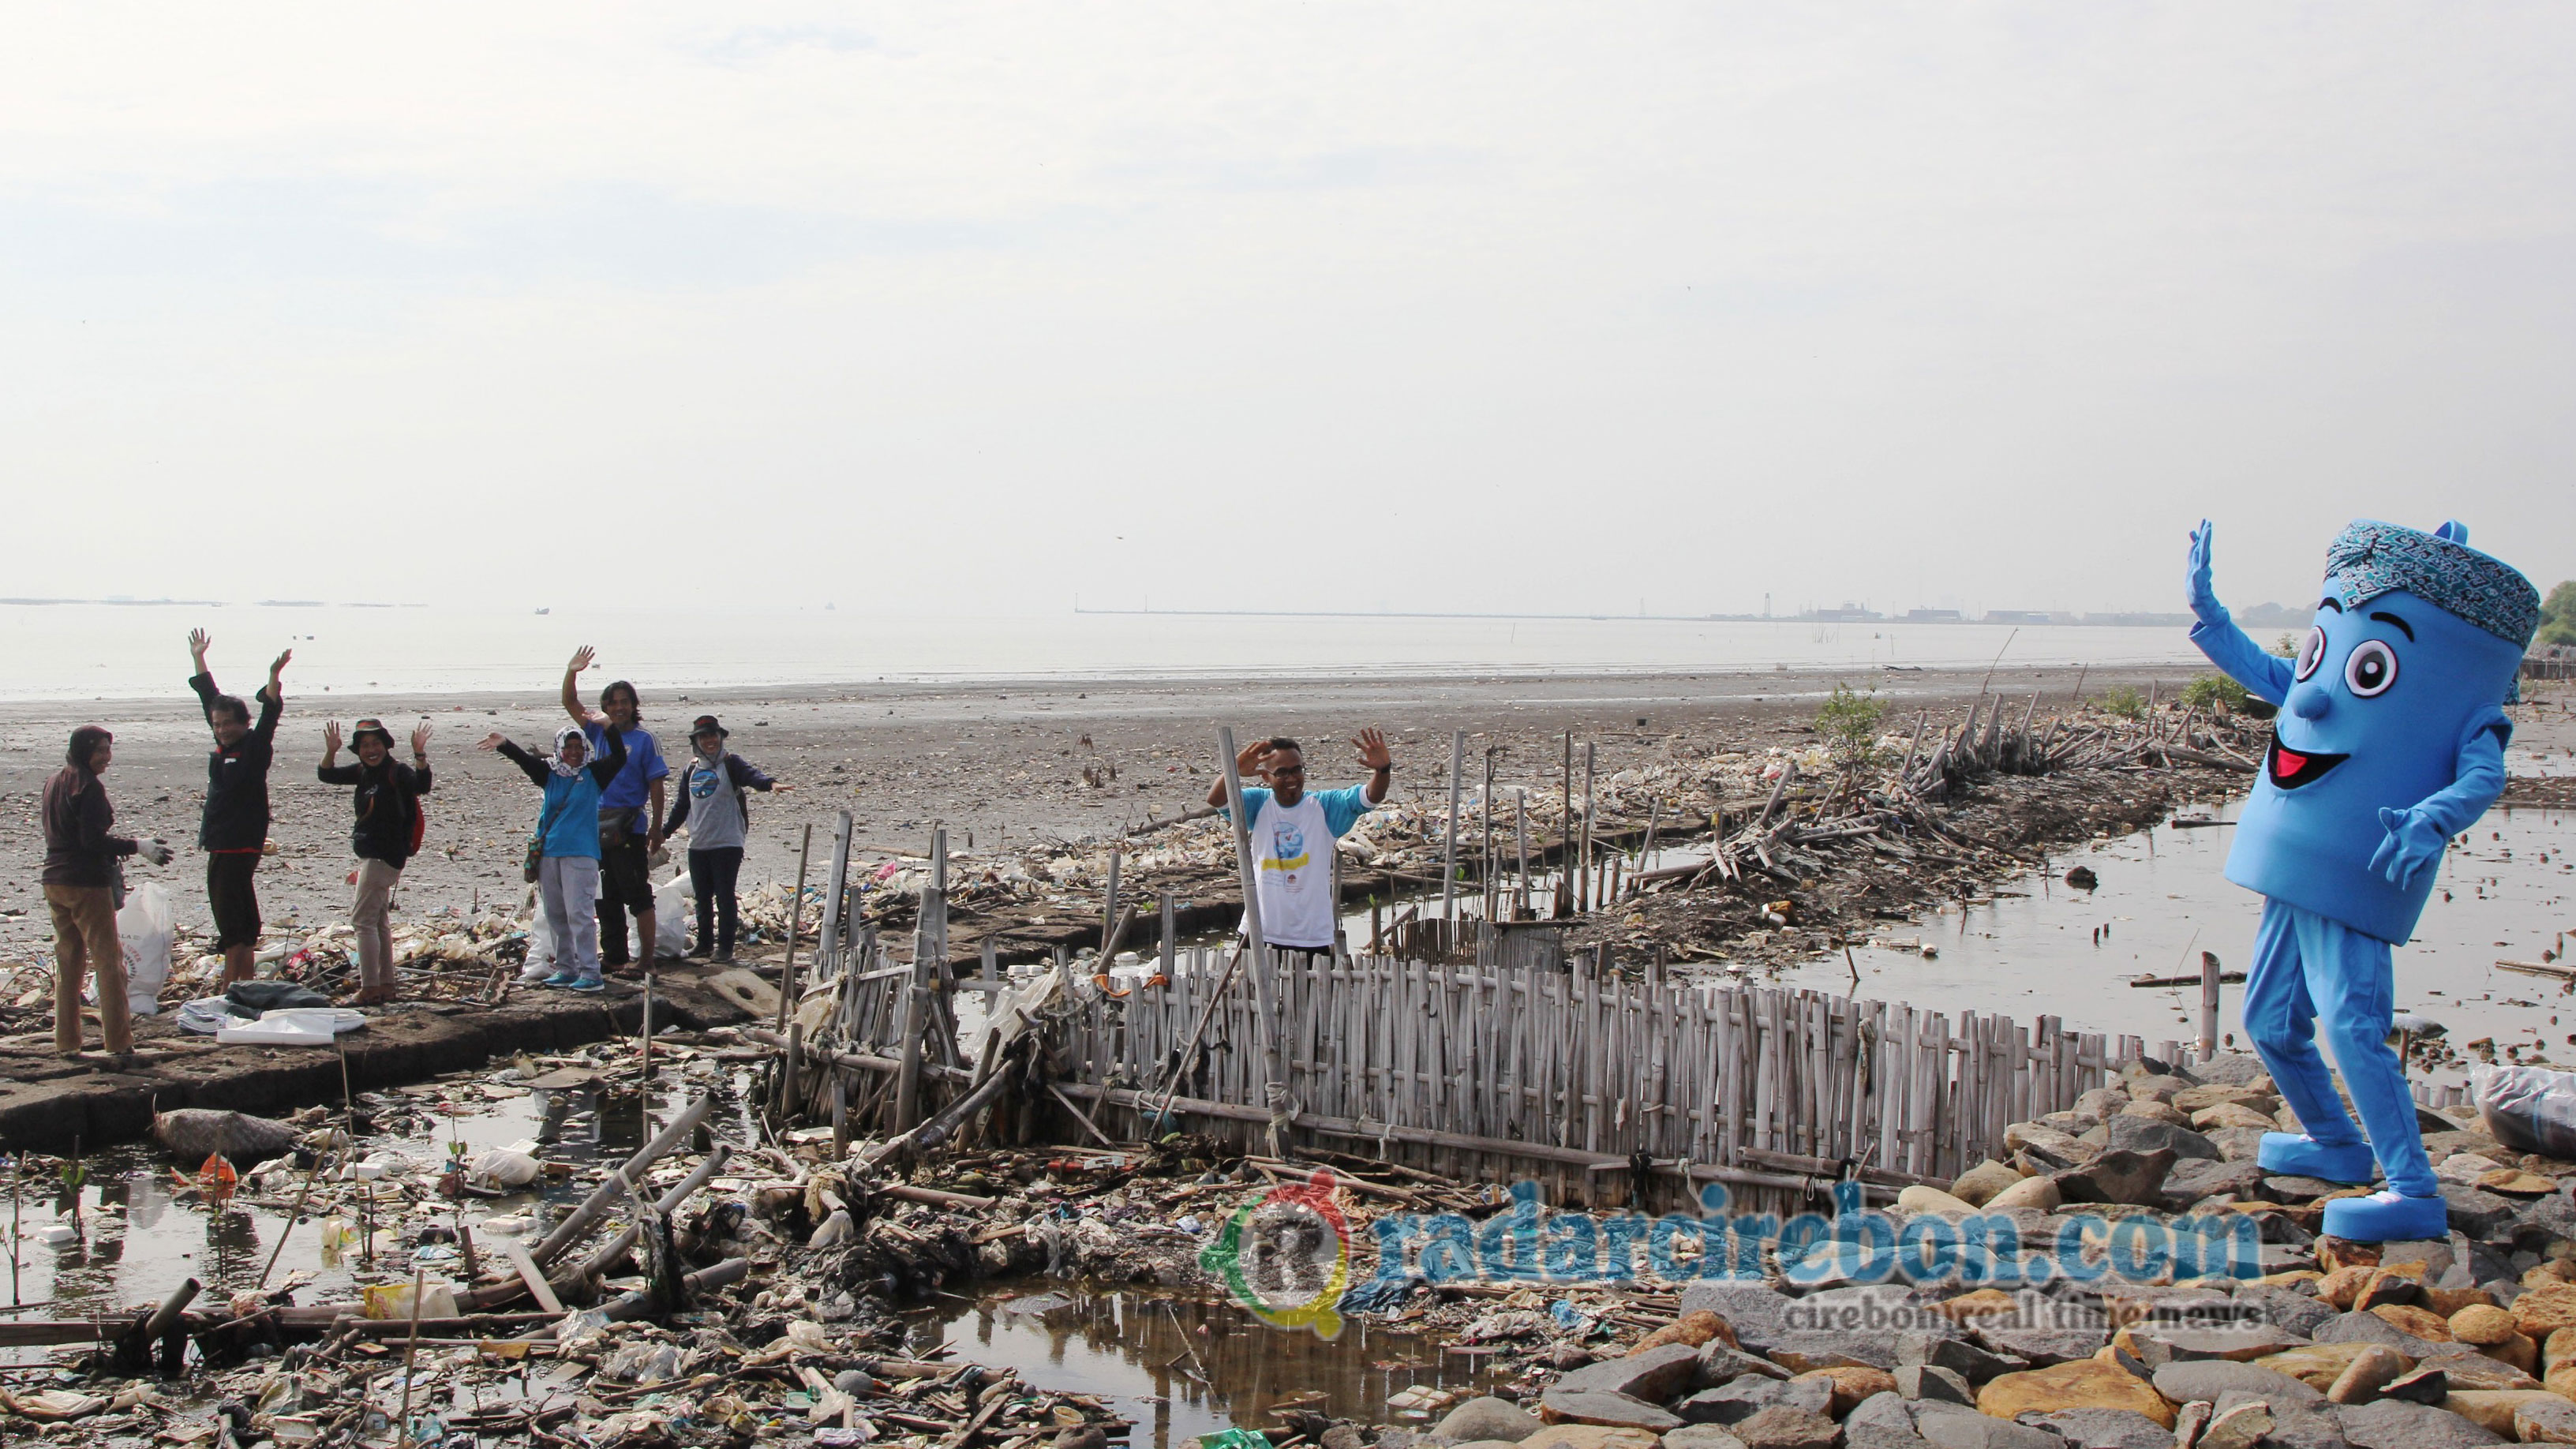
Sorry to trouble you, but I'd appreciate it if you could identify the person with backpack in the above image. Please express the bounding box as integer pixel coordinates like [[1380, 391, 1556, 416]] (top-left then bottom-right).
[[317, 717, 435, 1005], [186, 630, 290, 987], [480, 723, 627, 992], [661, 714, 789, 962]]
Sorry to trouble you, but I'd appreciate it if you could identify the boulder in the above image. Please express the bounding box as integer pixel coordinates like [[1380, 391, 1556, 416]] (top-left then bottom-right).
[[2439, 1391, 2563, 1438], [1976, 1361, 2172, 1428], [2379, 1367, 2451, 1406], [1795, 1368, 1900, 1418], [2317, 1310, 2453, 1361], [2195, 1403, 2271, 1449], [2208, 1129, 2270, 1163], [2421, 1355, 2539, 1393], [2130, 1075, 2197, 1103], [2235, 1282, 2338, 1341], [1681, 1377, 1837, 1425], [1895, 1366, 1975, 1407], [1897, 1334, 2027, 1386], [2159, 1159, 2269, 1211], [2173, 1084, 2273, 1114], [2053, 1150, 2180, 1208], [1642, 1312, 1739, 1353], [2323, 1345, 2412, 1404], [2261, 1342, 2391, 1391], [2150, 1359, 2322, 1406], [2014, 1410, 2170, 1449], [1537, 1391, 1687, 1433], [2335, 1400, 2504, 1449], [2125, 1326, 2306, 1366], [1843, 1393, 1925, 1449], [2192, 1104, 2283, 1134], [2263, 1406, 2350, 1449], [2006, 1123, 2099, 1172], [1955, 1163, 2027, 1209], [2436, 1188, 2519, 1242], [1731, 1406, 1844, 1449], [1684, 1283, 1800, 1346], [2511, 1396, 2576, 1445], [1520, 1428, 1664, 1449], [1906, 1406, 2063, 1449], [1902, 1186, 1985, 1219], [2511, 1283, 2576, 1339], [1555, 1345, 1707, 1405], [2190, 1053, 2271, 1088], [1440, 1400, 1544, 1444], [2446, 1305, 2517, 1346], [1668, 1429, 1754, 1449], [2369, 1305, 2454, 1343], [1699, 1342, 1795, 1390], [2105, 1118, 2220, 1162], [1973, 1323, 2110, 1369], [1987, 1178, 2064, 1215], [2125, 1101, 2194, 1129]]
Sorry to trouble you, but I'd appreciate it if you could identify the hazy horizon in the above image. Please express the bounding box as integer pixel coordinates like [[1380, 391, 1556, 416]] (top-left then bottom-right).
[[7, 6, 2571, 619]]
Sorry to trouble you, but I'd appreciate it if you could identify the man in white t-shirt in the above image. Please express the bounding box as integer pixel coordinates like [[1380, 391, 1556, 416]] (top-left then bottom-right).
[[1206, 730, 1395, 953]]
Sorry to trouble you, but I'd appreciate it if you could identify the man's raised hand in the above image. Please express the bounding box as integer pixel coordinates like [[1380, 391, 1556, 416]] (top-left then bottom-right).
[[324, 720, 343, 754], [411, 721, 433, 757], [1233, 737, 1275, 779], [187, 629, 211, 667], [567, 645, 597, 676], [1352, 728, 1392, 771]]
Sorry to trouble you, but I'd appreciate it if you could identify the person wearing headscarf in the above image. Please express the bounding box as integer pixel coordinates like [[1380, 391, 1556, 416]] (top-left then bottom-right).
[[480, 722, 627, 992], [661, 714, 788, 963], [318, 717, 436, 1005], [42, 726, 174, 1058]]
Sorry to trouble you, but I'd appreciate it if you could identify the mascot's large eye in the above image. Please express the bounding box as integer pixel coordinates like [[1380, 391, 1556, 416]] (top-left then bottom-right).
[[2345, 638, 2398, 698], [2294, 626, 2327, 681]]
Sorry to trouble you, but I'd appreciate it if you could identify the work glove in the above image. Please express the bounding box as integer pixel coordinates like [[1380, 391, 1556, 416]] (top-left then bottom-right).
[[2369, 807, 2447, 892], [2186, 519, 2229, 629], [140, 838, 174, 866]]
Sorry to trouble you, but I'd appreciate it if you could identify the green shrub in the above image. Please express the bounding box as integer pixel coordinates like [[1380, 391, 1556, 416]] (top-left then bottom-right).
[[2180, 674, 2250, 713], [1816, 683, 1888, 768], [2097, 684, 2147, 720], [2540, 581, 2576, 647], [2271, 633, 2301, 658]]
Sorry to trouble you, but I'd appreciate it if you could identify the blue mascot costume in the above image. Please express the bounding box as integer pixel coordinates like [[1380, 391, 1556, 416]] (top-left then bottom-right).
[[2187, 518, 2538, 1242]]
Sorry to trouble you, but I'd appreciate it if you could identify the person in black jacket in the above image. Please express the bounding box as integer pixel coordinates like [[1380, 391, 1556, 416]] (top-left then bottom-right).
[[318, 717, 435, 1006], [187, 629, 289, 987], [43, 726, 174, 1058], [663, 715, 788, 962]]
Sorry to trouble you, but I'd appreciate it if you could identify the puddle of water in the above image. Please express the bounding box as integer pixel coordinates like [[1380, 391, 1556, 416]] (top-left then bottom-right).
[[1, 1063, 754, 1368], [911, 1286, 1501, 1449], [1785, 799, 2576, 1085]]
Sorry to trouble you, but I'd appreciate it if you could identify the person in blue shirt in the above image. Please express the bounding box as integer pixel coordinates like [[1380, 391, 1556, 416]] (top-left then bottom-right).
[[560, 646, 670, 976], [481, 724, 627, 991], [1205, 730, 1395, 953]]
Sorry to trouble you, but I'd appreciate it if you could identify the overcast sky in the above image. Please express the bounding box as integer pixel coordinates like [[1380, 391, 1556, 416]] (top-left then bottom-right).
[[6, 5, 2571, 619]]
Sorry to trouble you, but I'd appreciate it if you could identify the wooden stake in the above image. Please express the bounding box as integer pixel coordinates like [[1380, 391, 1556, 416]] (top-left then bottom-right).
[[1215, 727, 1289, 1158], [1578, 743, 1598, 914], [1440, 730, 1466, 930], [2199, 952, 2222, 1061], [776, 822, 814, 1033]]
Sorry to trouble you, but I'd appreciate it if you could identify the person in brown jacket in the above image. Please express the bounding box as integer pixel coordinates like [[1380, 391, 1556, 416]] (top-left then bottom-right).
[[41, 726, 173, 1058]]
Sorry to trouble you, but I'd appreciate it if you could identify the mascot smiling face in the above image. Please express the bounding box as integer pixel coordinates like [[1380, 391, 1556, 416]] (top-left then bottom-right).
[[2226, 522, 2535, 945]]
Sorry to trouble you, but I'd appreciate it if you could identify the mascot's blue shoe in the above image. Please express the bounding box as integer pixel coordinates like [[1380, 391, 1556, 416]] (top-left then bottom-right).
[[2323, 1189, 2450, 1243], [2257, 1133, 2379, 1183]]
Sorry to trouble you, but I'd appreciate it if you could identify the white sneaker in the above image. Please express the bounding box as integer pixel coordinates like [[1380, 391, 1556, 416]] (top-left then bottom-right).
[[519, 960, 553, 983]]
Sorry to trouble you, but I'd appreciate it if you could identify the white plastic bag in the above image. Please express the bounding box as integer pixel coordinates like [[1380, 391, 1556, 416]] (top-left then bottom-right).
[[215, 1008, 367, 1046], [117, 882, 176, 1017], [2475, 1064, 2576, 1159], [653, 871, 689, 958]]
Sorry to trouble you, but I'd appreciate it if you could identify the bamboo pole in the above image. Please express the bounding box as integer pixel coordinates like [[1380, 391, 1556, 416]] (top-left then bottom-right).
[[1440, 730, 1465, 930], [1215, 728, 1289, 1158], [775, 822, 814, 1033], [528, 1094, 713, 1270], [1578, 743, 1598, 913]]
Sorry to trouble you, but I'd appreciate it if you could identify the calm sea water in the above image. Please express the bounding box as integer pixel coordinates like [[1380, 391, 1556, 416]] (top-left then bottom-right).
[[5, 603, 2200, 701]]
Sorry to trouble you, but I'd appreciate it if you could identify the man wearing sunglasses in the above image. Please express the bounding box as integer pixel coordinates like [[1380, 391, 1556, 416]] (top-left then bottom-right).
[[1205, 729, 1395, 957]]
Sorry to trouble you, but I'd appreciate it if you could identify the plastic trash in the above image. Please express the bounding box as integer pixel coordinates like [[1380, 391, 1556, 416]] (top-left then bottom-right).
[[175, 998, 238, 1035], [117, 882, 175, 1017], [468, 1148, 542, 1191], [225, 980, 334, 1012], [808, 1208, 852, 1249], [2475, 1064, 2576, 1159], [215, 1008, 367, 1046], [152, 1108, 298, 1165], [362, 1281, 459, 1322], [601, 1340, 685, 1383], [653, 871, 690, 957]]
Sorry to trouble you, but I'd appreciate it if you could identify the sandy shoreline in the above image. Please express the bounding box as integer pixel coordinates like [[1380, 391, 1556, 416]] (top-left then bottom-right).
[[0, 657, 2339, 967]]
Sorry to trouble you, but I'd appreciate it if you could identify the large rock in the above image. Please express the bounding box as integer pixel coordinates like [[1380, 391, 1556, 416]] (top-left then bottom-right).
[[1699, 1342, 1795, 1390], [2511, 1396, 2576, 1445], [1684, 1282, 1800, 1347], [1974, 1322, 2110, 1369], [2015, 1410, 2170, 1449], [1668, 1429, 1754, 1449], [2151, 1359, 2323, 1406], [2125, 1326, 2306, 1366], [2208, 1129, 2270, 1163], [2006, 1123, 2100, 1172], [2159, 1159, 2268, 1211], [2235, 1282, 2338, 1341], [2439, 1391, 2564, 1438], [1440, 1400, 1544, 1443], [2437, 1187, 2520, 1241], [1976, 1361, 2172, 1428], [1537, 1391, 1687, 1433], [2191, 1053, 2271, 1088], [1682, 1378, 1837, 1425], [1987, 1178, 2065, 1215], [2323, 1345, 2412, 1404], [1896, 1366, 1975, 1407], [1731, 1406, 1843, 1449], [1555, 1344, 1706, 1404], [2053, 1149, 2181, 1207], [1760, 1288, 1912, 1371], [1955, 1163, 2026, 1209], [2106, 1117, 2219, 1161], [1902, 1186, 1985, 1219], [2335, 1399, 2504, 1449], [1520, 1428, 1664, 1449], [2261, 1405, 2351, 1449], [1642, 1312, 1740, 1353], [1906, 1403, 2064, 1449], [1796, 1368, 1900, 1418], [1897, 1334, 2027, 1386], [2192, 1103, 2284, 1134], [2317, 1311, 2453, 1361], [1843, 1393, 1928, 1449], [2195, 1403, 2271, 1449], [2260, 1342, 2393, 1391], [2510, 1283, 2576, 1339]]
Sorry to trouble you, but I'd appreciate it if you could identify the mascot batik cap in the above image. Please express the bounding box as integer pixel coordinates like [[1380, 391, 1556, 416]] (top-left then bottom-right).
[[2323, 520, 2540, 648]]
